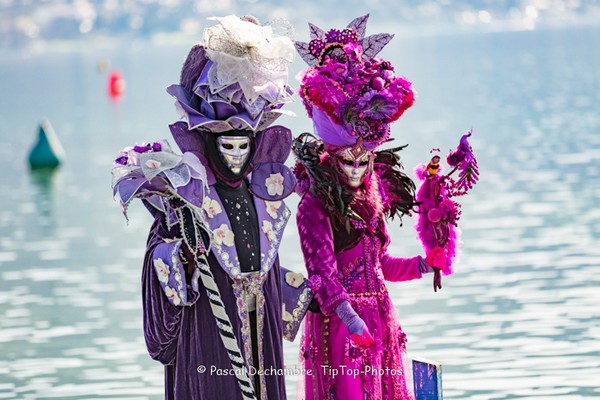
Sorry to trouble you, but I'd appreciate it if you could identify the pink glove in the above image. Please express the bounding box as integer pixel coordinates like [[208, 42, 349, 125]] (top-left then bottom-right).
[[426, 246, 448, 269], [426, 247, 446, 292], [350, 327, 377, 347]]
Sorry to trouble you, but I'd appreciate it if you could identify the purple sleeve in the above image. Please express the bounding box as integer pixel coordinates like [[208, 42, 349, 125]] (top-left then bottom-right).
[[142, 216, 200, 365], [297, 194, 349, 316], [378, 219, 426, 282]]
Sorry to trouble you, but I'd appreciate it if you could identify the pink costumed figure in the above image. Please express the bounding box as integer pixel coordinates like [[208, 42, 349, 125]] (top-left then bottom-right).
[[293, 15, 448, 400]]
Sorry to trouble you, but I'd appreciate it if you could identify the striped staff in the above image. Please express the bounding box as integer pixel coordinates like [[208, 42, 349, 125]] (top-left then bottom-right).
[[177, 203, 257, 399], [195, 252, 257, 400]]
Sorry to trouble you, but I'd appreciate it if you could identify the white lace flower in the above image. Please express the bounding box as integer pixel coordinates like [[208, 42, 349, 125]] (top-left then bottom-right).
[[262, 220, 277, 242], [285, 271, 305, 288], [214, 224, 235, 247], [203, 15, 294, 105], [153, 258, 170, 283], [265, 200, 282, 219], [145, 159, 161, 169], [164, 286, 181, 306], [202, 197, 223, 218], [265, 173, 284, 197]]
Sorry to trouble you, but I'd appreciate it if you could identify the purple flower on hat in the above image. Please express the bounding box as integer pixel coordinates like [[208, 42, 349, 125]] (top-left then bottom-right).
[[358, 92, 398, 120]]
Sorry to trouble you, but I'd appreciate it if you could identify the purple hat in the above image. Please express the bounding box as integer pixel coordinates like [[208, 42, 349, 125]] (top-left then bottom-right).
[[295, 14, 415, 151], [167, 15, 296, 134]]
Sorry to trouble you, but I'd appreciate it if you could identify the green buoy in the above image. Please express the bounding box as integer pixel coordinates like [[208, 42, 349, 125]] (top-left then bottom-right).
[[28, 118, 65, 170]]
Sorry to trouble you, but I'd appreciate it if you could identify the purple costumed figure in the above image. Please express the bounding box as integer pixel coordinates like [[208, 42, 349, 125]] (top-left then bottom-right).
[[112, 15, 312, 400], [292, 15, 448, 399]]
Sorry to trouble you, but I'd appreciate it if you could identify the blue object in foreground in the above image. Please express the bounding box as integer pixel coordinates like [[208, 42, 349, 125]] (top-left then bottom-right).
[[28, 118, 64, 170], [413, 357, 443, 400]]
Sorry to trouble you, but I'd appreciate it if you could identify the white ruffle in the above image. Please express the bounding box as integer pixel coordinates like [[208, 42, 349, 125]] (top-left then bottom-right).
[[203, 15, 294, 105]]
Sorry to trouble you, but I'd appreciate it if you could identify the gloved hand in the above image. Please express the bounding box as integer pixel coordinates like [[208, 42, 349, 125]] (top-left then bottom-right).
[[426, 246, 447, 269], [335, 301, 376, 347], [179, 241, 197, 280], [426, 247, 446, 292], [350, 327, 376, 347]]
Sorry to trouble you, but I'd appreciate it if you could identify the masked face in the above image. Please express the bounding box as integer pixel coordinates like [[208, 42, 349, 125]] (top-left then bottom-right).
[[335, 150, 371, 188], [216, 136, 251, 174]]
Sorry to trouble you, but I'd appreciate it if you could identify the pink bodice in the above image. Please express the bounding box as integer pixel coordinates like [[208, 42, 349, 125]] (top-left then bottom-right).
[[297, 192, 424, 317], [335, 226, 387, 296]]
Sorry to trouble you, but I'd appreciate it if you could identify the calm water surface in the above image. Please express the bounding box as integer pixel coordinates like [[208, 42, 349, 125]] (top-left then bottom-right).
[[0, 25, 599, 399]]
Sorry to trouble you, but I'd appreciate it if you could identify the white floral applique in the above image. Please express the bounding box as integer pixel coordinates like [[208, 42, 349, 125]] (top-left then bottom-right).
[[262, 220, 277, 243], [265, 200, 282, 219], [202, 197, 223, 218], [174, 270, 182, 284], [265, 173, 284, 197], [214, 224, 235, 247], [164, 286, 181, 306], [145, 159, 161, 169], [282, 304, 293, 322], [153, 258, 170, 283], [285, 271, 305, 288]]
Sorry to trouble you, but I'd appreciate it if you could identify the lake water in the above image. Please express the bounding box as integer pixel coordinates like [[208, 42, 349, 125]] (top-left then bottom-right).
[[0, 24, 599, 399]]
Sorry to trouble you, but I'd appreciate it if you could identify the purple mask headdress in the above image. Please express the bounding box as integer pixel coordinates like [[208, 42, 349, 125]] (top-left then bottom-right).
[[296, 14, 415, 151]]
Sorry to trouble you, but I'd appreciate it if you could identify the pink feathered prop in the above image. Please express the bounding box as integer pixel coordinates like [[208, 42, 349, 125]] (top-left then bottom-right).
[[415, 130, 479, 275]]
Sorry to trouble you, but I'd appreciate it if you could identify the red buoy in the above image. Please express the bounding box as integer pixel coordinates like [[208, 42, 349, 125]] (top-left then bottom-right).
[[108, 70, 126, 99]]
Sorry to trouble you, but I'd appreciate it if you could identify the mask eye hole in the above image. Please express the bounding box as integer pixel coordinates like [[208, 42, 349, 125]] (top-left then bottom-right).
[[221, 143, 234, 150], [240, 143, 248, 150], [342, 159, 354, 166], [359, 160, 369, 166]]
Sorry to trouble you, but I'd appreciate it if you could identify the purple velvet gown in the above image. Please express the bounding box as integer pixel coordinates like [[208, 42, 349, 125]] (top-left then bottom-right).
[[142, 215, 285, 400], [139, 122, 298, 400], [142, 205, 288, 400], [297, 192, 426, 400]]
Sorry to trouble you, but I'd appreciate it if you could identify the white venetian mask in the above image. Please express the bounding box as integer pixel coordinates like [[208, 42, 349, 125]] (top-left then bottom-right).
[[335, 149, 371, 188], [216, 136, 251, 174]]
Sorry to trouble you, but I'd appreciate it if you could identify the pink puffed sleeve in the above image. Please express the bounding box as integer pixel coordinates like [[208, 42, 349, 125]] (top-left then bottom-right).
[[378, 218, 427, 282], [297, 193, 350, 316]]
